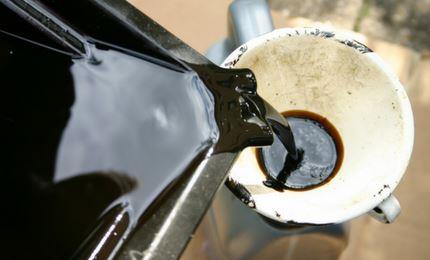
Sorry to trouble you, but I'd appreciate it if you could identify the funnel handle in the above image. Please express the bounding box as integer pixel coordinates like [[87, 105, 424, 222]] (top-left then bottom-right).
[[368, 195, 401, 223]]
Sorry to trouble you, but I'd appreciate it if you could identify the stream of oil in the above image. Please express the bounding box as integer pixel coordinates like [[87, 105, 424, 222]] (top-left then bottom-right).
[[258, 110, 344, 191]]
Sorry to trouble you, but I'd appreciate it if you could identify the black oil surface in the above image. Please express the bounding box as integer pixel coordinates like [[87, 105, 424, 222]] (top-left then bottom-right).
[[0, 2, 275, 259], [259, 110, 343, 190]]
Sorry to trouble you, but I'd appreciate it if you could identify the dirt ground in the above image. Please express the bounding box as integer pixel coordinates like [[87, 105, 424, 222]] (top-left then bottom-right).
[[130, 1, 430, 259]]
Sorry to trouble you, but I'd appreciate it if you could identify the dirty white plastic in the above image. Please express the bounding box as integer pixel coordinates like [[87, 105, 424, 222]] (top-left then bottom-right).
[[222, 27, 414, 225]]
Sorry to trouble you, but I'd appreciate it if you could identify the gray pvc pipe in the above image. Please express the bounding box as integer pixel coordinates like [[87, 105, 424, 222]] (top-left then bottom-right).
[[228, 0, 274, 47]]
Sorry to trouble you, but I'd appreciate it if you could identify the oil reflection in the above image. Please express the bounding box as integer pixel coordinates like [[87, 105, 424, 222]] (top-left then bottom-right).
[[30, 172, 136, 259]]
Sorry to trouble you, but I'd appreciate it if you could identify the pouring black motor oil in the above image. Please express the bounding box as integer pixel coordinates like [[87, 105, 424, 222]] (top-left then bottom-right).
[[259, 108, 344, 191]]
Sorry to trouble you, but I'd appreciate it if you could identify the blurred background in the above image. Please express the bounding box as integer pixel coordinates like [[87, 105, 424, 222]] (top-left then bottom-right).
[[129, 0, 429, 259]]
